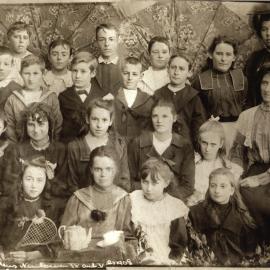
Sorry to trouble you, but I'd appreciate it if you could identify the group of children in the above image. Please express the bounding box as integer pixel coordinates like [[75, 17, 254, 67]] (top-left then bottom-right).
[[0, 14, 269, 266]]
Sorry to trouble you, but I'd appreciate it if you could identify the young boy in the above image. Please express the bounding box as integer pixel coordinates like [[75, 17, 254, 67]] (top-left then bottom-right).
[[114, 56, 154, 140], [0, 46, 21, 111], [95, 23, 122, 96], [59, 51, 107, 143], [43, 38, 73, 96], [246, 13, 270, 106], [154, 54, 206, 149], [4, 54, 62, 142]]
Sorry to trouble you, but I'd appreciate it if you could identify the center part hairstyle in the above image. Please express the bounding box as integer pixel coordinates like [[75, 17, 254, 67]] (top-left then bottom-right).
[[252, 12, 270, 38], [148, 36, 170, 53], [19, 102, 57, 142], [204, 168, 256, 229], [95, 23, 118, 39]]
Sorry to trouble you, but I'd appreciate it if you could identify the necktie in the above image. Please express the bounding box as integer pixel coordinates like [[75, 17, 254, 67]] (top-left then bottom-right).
[[77, 90, 88, 96]]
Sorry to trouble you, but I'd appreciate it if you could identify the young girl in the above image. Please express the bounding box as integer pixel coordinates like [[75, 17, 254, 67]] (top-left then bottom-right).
[[189, 168, 257, 265], [139, 36, 170, 95], [2, 102, 68, 200], [193, 36, 248, 154], [43, 38, 73, 96], [61, 146, 132, 238], [0, 156, 60, 263], [154, 54, 206, 148], [187, 118, 243, 207], [67, 98, 130, 193], [128, 98, 195, 202], [130, 157, 188, 265], [4, 54, 63, 142]]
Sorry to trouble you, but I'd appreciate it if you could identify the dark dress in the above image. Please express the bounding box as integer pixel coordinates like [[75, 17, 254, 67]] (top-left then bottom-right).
[[58, 78, 106, 143], [128, 131, 195, 201], [154, 84, 206, 148], [245, 48, 270, 106], [189, 198, 256, 265], [1, 141, 70, 199], [67, 131, 130, 193]]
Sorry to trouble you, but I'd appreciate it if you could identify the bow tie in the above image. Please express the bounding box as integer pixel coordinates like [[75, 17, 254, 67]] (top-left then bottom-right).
[[77, 90, 88, 96]]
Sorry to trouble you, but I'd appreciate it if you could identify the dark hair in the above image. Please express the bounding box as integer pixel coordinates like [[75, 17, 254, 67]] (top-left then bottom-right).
[[120, 56, 142, 71], [168, 54, 192, 70], [48, 38, 73, 56], [204, 168, 256, 229], [7, 21, 31, 38], [148, 36, 170, 54], [89, 145, 119, 171], [253, 13, 270, 38], [0, 46, 13, 57], [71, 51, 97, 72], [19, 102, 56, 142], [21, 54, 45, 73], [258, 66, 270, 85], [96, 23, 118, 39], [140, 157, 174, 186], [208, 35, 238, 55]]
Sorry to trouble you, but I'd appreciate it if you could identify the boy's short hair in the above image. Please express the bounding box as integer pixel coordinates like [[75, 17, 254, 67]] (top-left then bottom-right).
[[7, 21, 30, 39], [48, 38, 73, 56], [0, 46, 13, 57], [120, 56, 142, 72], [253, 13, 270, 38], [21, 54, 45, 73], [71, 51, 97, 72], [95, 23, 118, 39], [148, 36, 170, 53], [168, 54, 192, 70], [208, 35, 238, 55]]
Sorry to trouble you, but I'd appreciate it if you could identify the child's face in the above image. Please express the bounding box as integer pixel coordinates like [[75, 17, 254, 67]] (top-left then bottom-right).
[[261, 20, 270, 48], [211, 42, 236, 73], [261, 73, 270, 104], [141, 173, 168, 202], [97, 28, 118, 59], [91, 156, 117, 190], [27, 118, 49, 142], [0, 54, 13, 81], [22, 165, 46, 199], [199, 131, 223, 161], [87, 107, 112, 137], [21, 64, 43, 90], [49, 44, 71, 71], [121, 63, 142, 90], [9, 30, 30, 55], [209, 175, 234, 205], [168, 57, 191, 87], [152, 106, 176, 134], [0, 119, 6, 136], [150, 42, 170, 70], [72, 62, 95, 90]]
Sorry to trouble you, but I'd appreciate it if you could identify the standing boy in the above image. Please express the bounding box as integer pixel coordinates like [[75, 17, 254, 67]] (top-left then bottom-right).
[[59, 51, 107, 143], [95, 23, 122, 96], [114, 56, 154, 140]]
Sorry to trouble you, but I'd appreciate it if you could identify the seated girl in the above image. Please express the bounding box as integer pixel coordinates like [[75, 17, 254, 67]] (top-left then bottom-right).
[[0, 156, 60, 263], [2, 102, 69, 200], [67, 98, 130, 193], [189, 168, 257, 266], [128, 98, 195, 202], [187, 118, 243, 207], [61, 146, 132, 238], [130, 157, 188, 265]]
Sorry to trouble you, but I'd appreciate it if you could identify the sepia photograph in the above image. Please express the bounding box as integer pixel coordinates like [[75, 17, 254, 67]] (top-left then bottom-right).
[[0, 0, 268, 268]]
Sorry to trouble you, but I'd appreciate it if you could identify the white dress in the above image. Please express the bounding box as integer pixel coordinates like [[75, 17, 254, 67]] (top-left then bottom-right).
[[130, 190, 189, 264]]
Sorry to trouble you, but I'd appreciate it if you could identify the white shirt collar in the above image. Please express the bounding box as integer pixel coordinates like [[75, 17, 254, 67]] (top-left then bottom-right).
[[98, 55, 119, 65]]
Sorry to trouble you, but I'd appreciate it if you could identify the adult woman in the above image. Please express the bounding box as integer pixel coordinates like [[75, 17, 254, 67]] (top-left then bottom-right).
[[230, 67, 270, 243], [1, 102, 69, 200]]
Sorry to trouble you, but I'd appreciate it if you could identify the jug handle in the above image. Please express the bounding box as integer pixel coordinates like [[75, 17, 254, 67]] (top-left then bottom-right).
[[58, 225, 66, 241], [87, 227, 92, 243]]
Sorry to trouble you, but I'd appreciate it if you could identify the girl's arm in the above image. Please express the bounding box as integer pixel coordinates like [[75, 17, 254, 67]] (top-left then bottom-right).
[[60, 195, 79, 226], [169, 217, 188, 261]]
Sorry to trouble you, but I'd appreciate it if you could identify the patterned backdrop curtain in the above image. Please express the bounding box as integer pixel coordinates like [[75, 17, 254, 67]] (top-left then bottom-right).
[[0, 0, 266, 77]]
